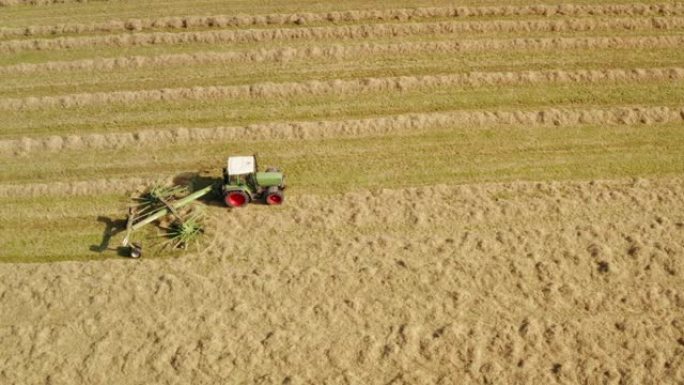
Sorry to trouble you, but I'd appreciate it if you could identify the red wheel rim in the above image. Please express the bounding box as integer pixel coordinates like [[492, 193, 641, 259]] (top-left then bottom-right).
[[226, 192, 246, 207], [266, 194, 282, 205]]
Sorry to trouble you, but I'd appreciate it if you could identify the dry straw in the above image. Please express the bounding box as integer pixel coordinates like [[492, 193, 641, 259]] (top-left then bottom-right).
[[1, 3, 681, 37], [0, 0, 92, 5], [0, 160, 682, 199], [2, 16, 683, 53], [0, 66, 682, 110], [1, 105, 681, 158], [3, 35, 684, 75]]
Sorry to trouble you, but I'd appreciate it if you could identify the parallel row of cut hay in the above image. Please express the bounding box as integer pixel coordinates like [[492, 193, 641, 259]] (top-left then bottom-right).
[[1, 3, 681, 38], [0, 0, 91, 6], [2, 105, 681, 158], [4, 35, 683, 75], [2, 17, 683, 53], [1, 66, 681, 110], [0, 177, 168, 198]]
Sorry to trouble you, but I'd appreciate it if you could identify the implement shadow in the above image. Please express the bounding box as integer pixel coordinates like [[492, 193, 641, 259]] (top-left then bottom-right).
[[90, 216, 130, 256]]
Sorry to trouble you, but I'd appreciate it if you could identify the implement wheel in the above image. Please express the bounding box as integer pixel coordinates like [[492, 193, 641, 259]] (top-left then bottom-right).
[[264, 187, 284, 206], [225, 190, 249, 208], [129, 243, 142, 259]]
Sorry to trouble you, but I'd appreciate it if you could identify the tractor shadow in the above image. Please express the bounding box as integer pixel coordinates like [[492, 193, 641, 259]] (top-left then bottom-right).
[[173, 172, 227, 207]]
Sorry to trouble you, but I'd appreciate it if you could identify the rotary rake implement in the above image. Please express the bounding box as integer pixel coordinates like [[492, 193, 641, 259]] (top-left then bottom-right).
[[121, 154, 286, 258]]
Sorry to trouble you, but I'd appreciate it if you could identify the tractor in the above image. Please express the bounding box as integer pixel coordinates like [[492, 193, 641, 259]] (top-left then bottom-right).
[[222, 155, 285, 207], [121, 155, 285, 257]]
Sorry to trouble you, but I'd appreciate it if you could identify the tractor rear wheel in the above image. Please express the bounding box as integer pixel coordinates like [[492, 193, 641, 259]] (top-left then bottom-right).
[[264, 187, 284, 205], [225, 190, 249, 208]]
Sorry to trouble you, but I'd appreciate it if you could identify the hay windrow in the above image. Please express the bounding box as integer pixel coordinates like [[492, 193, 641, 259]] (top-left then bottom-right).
[[2, 16, 683, 53], [3, 35, 684, 75], [0, 176, 172, 198], [0, 66, 682, 110], [0, 0, 95, 6], [1, 3, 682, 38], [1, 105, 681, 159]]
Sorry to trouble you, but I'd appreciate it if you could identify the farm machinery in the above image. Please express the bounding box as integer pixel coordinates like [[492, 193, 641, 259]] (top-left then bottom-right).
[[122, 155, 285, 257]]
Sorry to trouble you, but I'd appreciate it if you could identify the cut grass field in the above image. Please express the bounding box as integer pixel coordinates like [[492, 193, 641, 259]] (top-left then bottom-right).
[[2, 122, 683, 262], [0, 0, 683, 261], [1, 1, 683, 384]]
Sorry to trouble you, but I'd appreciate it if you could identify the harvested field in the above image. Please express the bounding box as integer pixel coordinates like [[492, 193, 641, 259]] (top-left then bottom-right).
[[2, 179, 684, 384], [1, 0, 683, 384]]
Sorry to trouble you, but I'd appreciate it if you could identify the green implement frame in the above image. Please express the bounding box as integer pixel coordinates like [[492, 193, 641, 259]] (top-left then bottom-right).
[[122, 184, 214, 247]]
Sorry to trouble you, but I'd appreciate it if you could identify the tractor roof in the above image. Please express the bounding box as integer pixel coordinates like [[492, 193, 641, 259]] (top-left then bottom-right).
[[228, 156, 256, 175]]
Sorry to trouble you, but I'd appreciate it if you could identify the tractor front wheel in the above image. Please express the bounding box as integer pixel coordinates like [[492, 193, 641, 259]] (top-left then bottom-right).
[[264, 187, 284, 205], [225, 190, 249, 208]]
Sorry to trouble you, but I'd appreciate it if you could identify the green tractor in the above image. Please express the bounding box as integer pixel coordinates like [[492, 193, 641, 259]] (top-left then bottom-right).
[[121, 155, 285, 257], [222, 155, 286, 207]]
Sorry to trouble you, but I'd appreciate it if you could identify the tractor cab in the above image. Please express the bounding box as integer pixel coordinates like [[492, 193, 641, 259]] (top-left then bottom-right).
[[224, 155, 256, 185], [222, 155, 285, 207]]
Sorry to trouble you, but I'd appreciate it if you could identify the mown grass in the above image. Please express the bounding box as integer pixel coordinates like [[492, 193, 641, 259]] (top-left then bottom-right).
[[2, 79, 683, 139], [1, 14, 656, 44], [1, 26, 681, 66], [0, 0, 665, 28], [1, 122, 683, 263], [2, 0, 683, 264], [2, 44, 683, 98]]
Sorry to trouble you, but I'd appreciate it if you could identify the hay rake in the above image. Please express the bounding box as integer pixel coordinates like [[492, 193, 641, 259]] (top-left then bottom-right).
[[121, 154, 286, 257]]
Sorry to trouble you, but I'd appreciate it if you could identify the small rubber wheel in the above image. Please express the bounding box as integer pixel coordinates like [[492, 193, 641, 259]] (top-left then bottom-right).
[[264, 188, 284, 205], [129, 243, 142, 259], [225, 190, 249, 207]]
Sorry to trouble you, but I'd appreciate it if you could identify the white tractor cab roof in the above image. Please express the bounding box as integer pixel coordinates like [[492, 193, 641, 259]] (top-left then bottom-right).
[[227, 155, 256, 176]]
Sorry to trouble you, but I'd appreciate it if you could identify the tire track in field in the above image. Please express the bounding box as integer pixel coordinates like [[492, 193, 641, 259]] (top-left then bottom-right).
[[2, 16, 683, 53], [3, 35, 684, 75], [2, 3, 681, 38], [1, 105, 681, 159], [0, 66, 682, 110]]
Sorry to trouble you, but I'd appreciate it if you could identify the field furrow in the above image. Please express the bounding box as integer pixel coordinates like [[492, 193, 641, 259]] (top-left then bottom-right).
[[2, 16, 682, 53]]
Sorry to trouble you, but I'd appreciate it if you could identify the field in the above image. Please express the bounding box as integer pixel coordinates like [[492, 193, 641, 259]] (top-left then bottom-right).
[[0, 0, 683, 384]]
